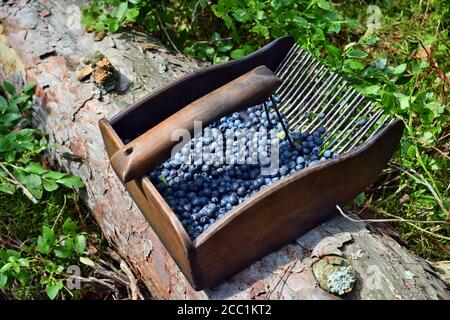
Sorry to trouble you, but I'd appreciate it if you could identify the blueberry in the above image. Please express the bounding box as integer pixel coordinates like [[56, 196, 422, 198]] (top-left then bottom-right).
[[296, 156, 305, 165], [237, 187, 246, 197], [358, 118, 367, 126], [228, 194, 238, 205], [323, 150, 333, 158], [279, 165, 289, 176]]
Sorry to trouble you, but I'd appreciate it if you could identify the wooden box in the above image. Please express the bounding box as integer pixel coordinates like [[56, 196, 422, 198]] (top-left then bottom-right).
[[99, 37, 403, 290]]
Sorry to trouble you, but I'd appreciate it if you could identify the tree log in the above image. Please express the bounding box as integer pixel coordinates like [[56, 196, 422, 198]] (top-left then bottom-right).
[[1, 0, 448, 299]]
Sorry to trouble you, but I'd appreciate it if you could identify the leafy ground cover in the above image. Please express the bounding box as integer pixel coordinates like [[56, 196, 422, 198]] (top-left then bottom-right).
[[81, 0, 449, 260]]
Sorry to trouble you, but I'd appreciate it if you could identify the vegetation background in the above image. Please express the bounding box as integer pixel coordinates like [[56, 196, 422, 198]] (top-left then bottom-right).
[[1, 0, 448, 299]]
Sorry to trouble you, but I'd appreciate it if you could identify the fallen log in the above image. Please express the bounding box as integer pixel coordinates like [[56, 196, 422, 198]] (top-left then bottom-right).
[[0, 0, 448, 299]]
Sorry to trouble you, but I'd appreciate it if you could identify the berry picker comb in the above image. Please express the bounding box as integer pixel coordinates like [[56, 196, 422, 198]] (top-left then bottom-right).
[[99, 36, 403, 290]]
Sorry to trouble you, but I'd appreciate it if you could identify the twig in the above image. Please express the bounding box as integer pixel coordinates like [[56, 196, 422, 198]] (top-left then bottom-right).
[[190, 0, 201, 28], [336, 205, 448, 225], [174, 0, 187, 31], [420, 0, 430, 26], [120, 260, 144, 300], [191, 37, 233, 46], [71, 275, 117, 291], [52, 194, 66, 230], [155, 8, 182, 54], [266, 261, 297, 299], [0, 162, 37, 204], [389, 162, 446, 213]]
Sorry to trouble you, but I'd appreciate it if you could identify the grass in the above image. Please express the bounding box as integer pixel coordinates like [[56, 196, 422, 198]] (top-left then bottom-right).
[[0, 190, 106, 299], [341, 0, 449, 261]]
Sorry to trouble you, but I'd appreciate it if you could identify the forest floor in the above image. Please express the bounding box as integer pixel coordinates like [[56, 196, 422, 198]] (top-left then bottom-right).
[[1, 0, 449, 299]]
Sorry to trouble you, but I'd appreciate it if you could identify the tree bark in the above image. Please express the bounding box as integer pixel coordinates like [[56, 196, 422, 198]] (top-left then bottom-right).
[[0, 0, 448, 299]]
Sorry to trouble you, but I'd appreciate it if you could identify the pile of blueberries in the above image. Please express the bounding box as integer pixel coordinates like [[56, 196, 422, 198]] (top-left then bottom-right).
[[149, 100, 336, 240]]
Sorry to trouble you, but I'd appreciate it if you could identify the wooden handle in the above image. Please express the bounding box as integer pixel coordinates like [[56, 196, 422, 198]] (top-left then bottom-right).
[[110, 65, 281, 183]]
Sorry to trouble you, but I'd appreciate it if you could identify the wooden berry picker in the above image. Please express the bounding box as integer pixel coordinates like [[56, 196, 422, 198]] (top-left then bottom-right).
[[99, 36, 403, 290]]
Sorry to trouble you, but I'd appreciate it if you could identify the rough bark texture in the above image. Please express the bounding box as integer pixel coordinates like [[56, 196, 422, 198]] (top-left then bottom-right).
[[1, 0, 448, 299]]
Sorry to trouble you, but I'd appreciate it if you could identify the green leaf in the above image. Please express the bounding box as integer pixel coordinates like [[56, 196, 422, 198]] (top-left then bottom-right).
[[382, 92, 400, 111], [390, 63, 407, 75], [125, 7, 140, 21], [0, 273, 7, 288], [19, 173, 43, 199], [204, 46, 215, 58], [62, 218, 77, 235], [115, 2, 128, 21], [407, 145, 417, 158], [17, 258, 29, 268], [394, 93, 410, 110], [22, 83, 37, 94], [2, 81, 16, 96], [362, 85, 381, 96], [230, 48, 246, 59], [346, 48, 368, 59], [0, 96, 7, 114], [24, 162, 47, 175], [108, 19, 119, 33], [234, 9, 250, 22], [344, 59, 364, 70], [37, 238, 50, 256], [211, 32, 221, 42], [54, 237, 74, 258], [354, 192, 366, 206], [42, 226, 56, 245], [46, 279, 63, 300], [2, 112, 21, 123], [217, 43, 233, 52], [42, 171, 67, 180], [0, 262, 12, 273], [422, 131, 434, 144], [14, 94, 31, 105], [43, 179, 59, 192], [12, 262, 20, 273], [293, 16, 309, 28], [56, 176, 84, 188], [0, 182, 15, 194], [214, 55, 230, 64], [73, 234, 87, 254]]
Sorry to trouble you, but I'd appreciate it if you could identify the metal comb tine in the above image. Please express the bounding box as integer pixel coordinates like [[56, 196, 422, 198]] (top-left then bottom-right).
[[276, 51, 312, 96], [280, 60, 325, 105], [283, 67, 330, 119], [276, 47, 306, 82], [324, 101, 374, 147], [278, 64, 325, 118], [318, 88, 358, 130], [277, 53, 318, 97], [364, 114, 392, 141], [291, 83, 352, 130], [270, 96, 294, 146], [275, 44, 300, 75], [336, 109, 384, 154], [275, 44, 298, 75], [341, 110, 385, 153], [263, 101, 273, 130], [279, 63, 326, 115], [276, 46, 306, 84], [288, 71, 339, 121], [323, 94, 366, 138], [276, 53, 316, 98], [299, 74, 345, 127], [299, 80, 347, 131]]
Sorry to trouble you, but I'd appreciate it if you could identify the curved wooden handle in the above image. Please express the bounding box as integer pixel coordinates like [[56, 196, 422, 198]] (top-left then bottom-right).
[[110, 65, 281, 183]]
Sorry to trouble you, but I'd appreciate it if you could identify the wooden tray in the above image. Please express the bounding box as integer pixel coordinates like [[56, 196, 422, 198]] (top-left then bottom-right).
[[99, 37, 403, 290]]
